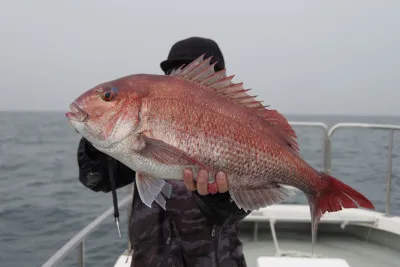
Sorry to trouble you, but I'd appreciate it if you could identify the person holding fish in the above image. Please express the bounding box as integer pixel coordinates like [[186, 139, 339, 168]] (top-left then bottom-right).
[[70, 36, 374, 266], [76, 37, 250, 267]]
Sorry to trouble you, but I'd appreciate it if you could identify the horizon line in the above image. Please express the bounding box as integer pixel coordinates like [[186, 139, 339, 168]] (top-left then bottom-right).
[[0, 109, 399, 118]]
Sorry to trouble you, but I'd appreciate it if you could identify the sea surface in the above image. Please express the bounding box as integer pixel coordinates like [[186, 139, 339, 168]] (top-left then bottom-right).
[[0, 112, 399, 267]]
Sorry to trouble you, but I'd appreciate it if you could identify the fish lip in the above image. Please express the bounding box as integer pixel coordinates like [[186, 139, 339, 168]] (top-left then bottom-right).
[[66, 102, 88, 122]]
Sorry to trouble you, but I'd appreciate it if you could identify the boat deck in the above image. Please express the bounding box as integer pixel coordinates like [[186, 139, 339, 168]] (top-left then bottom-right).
[[113, 218, 400, 267], [241, 230, 400, 267]]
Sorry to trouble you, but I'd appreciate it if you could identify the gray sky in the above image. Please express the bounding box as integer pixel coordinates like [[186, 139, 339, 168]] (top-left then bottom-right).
[[1, 0, 399, 115]]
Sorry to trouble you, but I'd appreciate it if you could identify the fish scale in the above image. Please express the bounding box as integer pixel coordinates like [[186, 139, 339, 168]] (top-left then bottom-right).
[[67, 54, 375, 255]]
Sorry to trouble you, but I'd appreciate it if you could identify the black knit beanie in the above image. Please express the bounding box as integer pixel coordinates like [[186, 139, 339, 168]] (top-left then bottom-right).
[[160, 37, 225, 74]]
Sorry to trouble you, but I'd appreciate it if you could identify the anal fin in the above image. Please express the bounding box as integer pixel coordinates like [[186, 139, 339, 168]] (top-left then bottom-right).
[[229, 184, 299, 211], [135, 172, 173, 210]]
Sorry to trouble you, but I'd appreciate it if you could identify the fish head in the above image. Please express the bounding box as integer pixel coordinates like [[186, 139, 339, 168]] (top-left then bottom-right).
[[66, 74, 147, 148]]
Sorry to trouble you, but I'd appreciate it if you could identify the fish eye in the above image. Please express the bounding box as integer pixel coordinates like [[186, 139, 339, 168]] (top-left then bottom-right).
[[102, 90, 114, 101], [99, 86, 118, 102]]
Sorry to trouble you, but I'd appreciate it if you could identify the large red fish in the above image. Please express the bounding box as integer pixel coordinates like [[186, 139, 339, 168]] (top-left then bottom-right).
[[66, 55, 374, 247]]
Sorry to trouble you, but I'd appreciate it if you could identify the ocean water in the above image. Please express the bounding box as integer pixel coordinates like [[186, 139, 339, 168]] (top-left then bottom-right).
[[0, 111, 399, 267]]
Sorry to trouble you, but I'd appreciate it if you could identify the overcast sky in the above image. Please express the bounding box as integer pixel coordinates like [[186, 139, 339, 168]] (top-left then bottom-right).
[[1, 0, 399, 115]]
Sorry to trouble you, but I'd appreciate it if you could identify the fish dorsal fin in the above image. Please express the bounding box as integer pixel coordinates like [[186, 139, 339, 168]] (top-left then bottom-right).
[[170, 54, 299, 153]]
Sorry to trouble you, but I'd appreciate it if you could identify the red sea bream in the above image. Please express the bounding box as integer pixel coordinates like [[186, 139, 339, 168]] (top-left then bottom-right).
[[66, 55, 375, 249]]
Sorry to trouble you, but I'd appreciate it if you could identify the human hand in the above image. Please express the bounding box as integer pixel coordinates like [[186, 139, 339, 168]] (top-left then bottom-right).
[[183, 169, 228, 195]]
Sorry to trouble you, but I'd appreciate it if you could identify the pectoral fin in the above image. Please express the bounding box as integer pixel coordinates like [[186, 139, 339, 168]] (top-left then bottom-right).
[[140, 136, 210, 171], [135, 172, 173, 210]]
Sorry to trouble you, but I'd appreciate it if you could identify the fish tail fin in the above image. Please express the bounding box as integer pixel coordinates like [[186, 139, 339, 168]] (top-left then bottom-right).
[[306, 172, 375, 254]]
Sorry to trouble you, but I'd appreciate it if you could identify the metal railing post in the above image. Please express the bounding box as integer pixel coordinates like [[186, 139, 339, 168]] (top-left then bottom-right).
[[386, 130, 394, 216], [127, 183, 134, 252], [78, 241, 85, 267], [323, 136, 331, 174]]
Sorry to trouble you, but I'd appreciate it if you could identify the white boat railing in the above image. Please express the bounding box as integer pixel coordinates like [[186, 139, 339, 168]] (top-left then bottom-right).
[[40, 121, 400, 267], [291, 122, 400, 215], [326, 123, 400, 215], [41, 194, 133, 267]]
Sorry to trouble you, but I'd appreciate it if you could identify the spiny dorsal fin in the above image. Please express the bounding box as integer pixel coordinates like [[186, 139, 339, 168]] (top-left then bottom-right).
[[170, 54, 299, 153]]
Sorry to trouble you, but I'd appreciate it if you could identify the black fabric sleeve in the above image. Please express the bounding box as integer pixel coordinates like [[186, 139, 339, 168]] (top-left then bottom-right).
[[77, 137, 135, 192]]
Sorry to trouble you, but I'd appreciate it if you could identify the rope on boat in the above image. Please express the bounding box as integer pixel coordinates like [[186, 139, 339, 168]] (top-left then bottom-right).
[[268, 216, 324, 258]]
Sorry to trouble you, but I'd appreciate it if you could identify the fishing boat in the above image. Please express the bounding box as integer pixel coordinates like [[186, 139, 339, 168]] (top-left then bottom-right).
[[41, 122, 400, 267]]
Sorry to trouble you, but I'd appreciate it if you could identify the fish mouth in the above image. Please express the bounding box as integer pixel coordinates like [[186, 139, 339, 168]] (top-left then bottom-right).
[[66, 102, 88, 122]]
